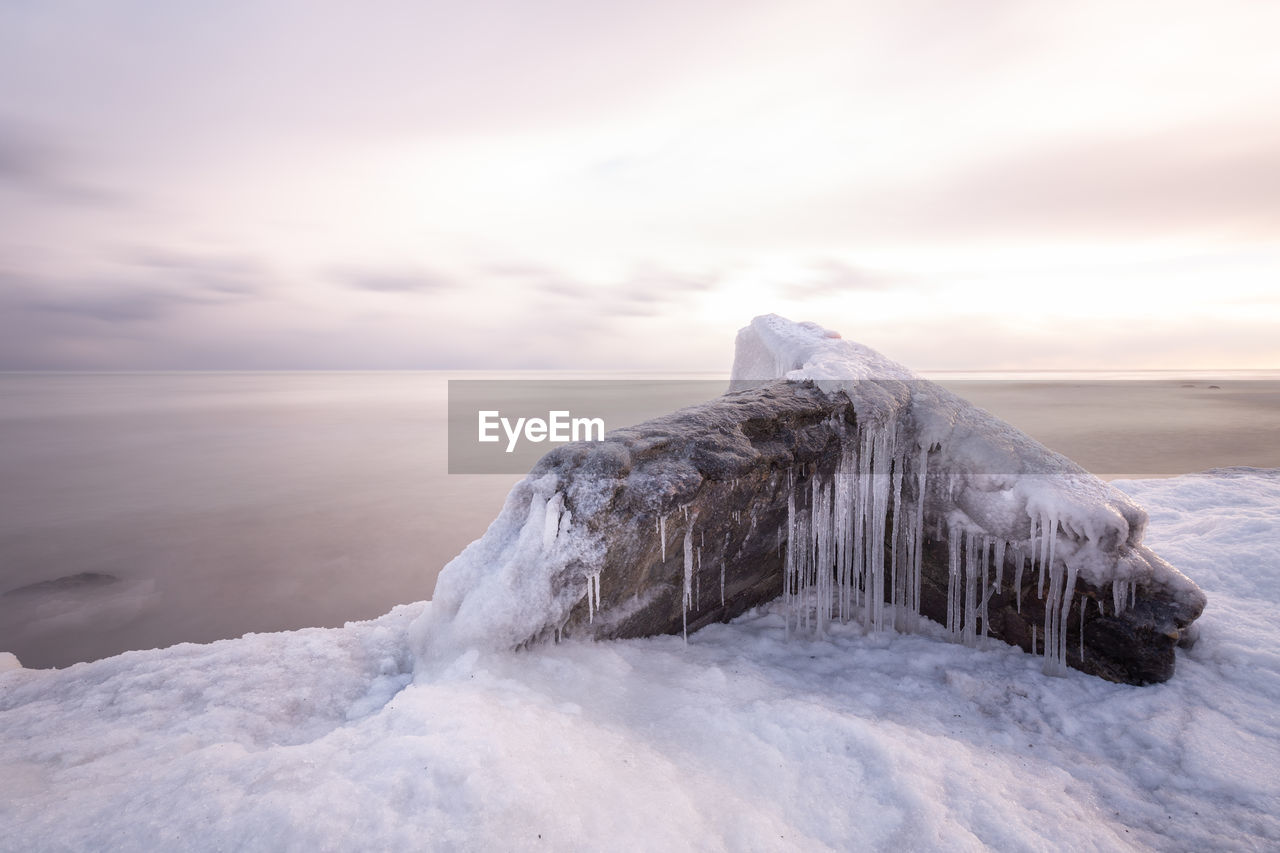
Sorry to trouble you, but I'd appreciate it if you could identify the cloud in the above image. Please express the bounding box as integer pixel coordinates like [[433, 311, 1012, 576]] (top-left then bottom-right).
[[331, 267, 454, 294], [23, 290, 188, 324], [121, 248, 272, 296], [0, 250, 274, 334], [494, 262, 720, 314], [0, 120, 126, 206], [8, 278, 262, 326], [840, 121, 1280, 243], [782, 260, 901, 300]]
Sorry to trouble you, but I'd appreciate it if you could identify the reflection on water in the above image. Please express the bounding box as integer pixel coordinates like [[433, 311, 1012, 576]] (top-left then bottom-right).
[[1, 371, 1277, 668]]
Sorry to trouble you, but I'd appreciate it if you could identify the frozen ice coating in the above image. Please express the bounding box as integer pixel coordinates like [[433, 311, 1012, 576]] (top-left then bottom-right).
[[417, 472, 603, 655], [415, 314, 1205, 682], [731, 314, 1206, 673]]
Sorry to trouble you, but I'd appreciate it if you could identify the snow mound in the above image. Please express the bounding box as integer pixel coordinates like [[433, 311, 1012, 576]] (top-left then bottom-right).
[[0, 472, 1276, 850]]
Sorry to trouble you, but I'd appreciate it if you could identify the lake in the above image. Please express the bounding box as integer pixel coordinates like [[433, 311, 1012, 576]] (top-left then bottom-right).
[[2, 370, 1277, 667]]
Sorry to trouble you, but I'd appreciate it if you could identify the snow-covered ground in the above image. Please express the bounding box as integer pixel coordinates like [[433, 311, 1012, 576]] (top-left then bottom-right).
[[2, 469, 1278, 851]]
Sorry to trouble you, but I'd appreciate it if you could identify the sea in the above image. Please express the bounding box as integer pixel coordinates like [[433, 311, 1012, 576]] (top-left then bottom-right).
[[2, 370, 1278, 668]]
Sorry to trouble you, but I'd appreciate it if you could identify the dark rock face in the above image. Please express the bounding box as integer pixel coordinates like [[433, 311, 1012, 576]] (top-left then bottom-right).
[[535, 380, 1203, 685], [2, 572, 119, 597]]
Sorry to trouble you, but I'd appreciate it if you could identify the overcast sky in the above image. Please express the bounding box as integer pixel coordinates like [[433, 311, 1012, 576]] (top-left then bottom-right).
[[2, 0, 1278, 371]]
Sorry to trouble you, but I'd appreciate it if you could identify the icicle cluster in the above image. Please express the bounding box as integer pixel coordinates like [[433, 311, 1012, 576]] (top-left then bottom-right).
[[779, 421, 916, 638], [730, 314, 1178, 675], [767, 416, 1124, 673]]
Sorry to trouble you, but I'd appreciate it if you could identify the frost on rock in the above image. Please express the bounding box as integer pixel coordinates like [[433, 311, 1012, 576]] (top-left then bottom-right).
[[735, 314, 1205, 677], [416, 471, 606, 656], [413, 314, 1205, 684]]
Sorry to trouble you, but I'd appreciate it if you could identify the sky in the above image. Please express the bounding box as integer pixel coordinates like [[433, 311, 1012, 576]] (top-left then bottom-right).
[[2, 0, 1278, 371]]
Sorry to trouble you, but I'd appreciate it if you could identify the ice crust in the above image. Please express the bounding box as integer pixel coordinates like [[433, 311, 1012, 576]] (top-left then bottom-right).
[[418, 314, 1204, 675]]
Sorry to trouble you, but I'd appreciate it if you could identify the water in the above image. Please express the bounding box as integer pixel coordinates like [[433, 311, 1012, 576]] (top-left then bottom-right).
[[0, 372, 518, 669], [2, 371, 1278, 668], [932, 374, 1280, 479]]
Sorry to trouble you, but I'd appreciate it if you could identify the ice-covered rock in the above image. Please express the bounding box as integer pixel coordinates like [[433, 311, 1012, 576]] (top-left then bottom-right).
[[415, 315, 1205, 684]]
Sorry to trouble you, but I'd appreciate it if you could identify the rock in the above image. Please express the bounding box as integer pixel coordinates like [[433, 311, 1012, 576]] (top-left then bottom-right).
[[420, 316, 1205, 685], [534, 380, 1201, 684], [2, 572, 120, 597]]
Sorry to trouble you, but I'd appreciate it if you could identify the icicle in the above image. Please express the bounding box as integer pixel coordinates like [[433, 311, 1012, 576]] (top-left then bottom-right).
[[1046, 513, 1059, 604], [992, 539, 1006, 595], [979, 535, 992, 639], [682, 518, 695, 641], [811, 475, 834, 631], [912, 445, 928, 623], [542, 493, 563, 553], [1039, 512, 1070, 676], [1053, 564, 1078, 673], [889, 449, 905, 625], [1037, 515, 1047, 598], [695, 546, 701, 608], [1036, 511, 1058, 602], [1014, 546, 1025, 613], [963, 529, 978, 645], [834, 444, 856, 624], [864, 424, 895, 632], [784, 488, 796, 637], [660, 514, 667, 563], [856, 428, 871, 623], [1043, 563, 1060, 669], [585, 571, 602, 623], [1026, 515, 1038, 601], [947, 522, 962, 635], [1079, 593, 1086, 661]]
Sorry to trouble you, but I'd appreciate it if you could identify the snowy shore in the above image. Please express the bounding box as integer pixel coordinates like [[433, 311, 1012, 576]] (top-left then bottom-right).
[[2, 469, 1278, 851]]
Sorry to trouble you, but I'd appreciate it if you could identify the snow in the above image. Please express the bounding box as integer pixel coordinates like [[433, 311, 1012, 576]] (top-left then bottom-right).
[[2, 469, 1278, 850]]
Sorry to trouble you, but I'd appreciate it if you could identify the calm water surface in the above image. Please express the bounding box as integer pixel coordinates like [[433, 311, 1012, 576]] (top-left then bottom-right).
[[1, 371, 1277, 668]]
